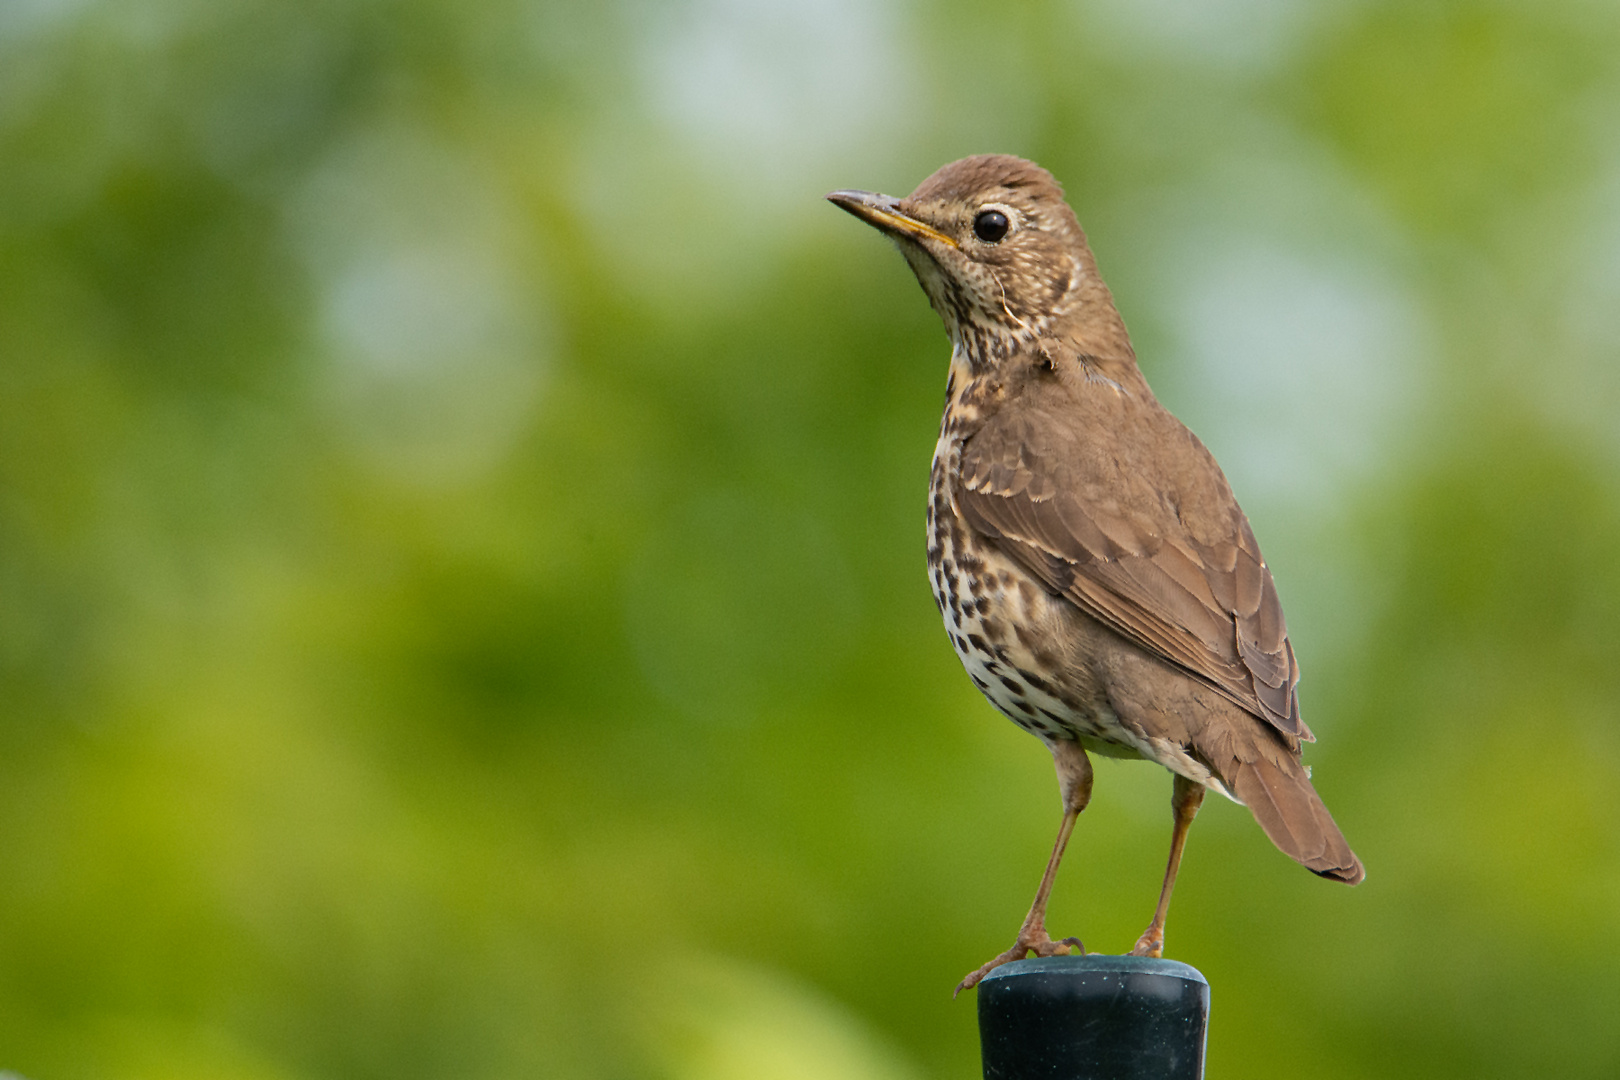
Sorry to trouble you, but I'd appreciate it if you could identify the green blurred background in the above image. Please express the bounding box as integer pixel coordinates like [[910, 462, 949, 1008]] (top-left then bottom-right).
[[2, 0, 1619, 1076]]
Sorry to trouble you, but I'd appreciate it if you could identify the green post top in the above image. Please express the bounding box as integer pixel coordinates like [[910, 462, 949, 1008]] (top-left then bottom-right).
[[977, 953, 1211, 1079], [980, 953, 1208, 986]]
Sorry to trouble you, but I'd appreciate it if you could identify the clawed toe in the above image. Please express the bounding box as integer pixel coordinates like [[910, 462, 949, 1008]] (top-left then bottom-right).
[[1129, 930, 1164, 958], [954, 929, 1085, 997], [1039, 935, 1085, 957]]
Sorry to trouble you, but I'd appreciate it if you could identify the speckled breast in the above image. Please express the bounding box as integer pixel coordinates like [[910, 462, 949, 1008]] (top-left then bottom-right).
[[926, 437, 1124, 751]]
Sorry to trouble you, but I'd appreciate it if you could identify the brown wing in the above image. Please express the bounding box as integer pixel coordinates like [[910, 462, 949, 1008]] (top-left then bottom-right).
[[954, 393, 1310, 742]]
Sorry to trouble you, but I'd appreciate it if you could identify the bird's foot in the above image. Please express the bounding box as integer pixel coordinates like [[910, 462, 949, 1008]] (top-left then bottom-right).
[[954, 927, 1083, 997], [1129, 927, 1164, 958]]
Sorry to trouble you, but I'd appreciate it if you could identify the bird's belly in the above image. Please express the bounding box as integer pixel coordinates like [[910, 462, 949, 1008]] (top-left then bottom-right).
[[928, 507, 1146, 758]]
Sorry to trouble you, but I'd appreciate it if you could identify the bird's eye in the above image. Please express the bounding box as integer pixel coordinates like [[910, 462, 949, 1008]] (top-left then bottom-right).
[[973, 209, 1010, 243]]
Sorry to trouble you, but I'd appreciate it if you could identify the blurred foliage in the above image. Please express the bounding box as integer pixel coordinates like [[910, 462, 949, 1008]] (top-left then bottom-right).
[[2, 0, 1619, 1077]]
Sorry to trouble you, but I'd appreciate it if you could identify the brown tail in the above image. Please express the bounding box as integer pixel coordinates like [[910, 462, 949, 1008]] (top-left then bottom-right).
[[1226, 749, 1365, 885]]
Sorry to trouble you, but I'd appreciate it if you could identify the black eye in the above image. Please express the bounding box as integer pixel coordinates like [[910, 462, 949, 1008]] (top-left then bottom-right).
[[973, 209, 1010, 243]]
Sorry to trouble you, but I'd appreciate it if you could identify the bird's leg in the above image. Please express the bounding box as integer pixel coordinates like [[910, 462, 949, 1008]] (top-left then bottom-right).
[[1131, 772, 1205, 958], [955, 741, 1092, 996]]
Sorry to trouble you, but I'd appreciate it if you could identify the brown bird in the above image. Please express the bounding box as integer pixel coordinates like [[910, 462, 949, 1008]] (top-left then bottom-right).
[[828, 155, 1363, 995]]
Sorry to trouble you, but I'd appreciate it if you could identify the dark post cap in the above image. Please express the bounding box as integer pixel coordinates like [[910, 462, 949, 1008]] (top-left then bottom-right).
[[977, 954, 1209, 1080]]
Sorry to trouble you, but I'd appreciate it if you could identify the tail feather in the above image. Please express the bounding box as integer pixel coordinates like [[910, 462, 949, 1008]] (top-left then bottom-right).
[[1227, 750, 1365, 885]]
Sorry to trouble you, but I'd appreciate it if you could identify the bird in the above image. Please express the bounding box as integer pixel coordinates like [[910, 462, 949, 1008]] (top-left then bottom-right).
[[827, 155, 1364, 996]]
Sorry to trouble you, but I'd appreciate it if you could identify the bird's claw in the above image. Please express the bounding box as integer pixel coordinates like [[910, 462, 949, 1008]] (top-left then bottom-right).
[[954, 929, 1084, 997], [1129, 928, 1164, 958]]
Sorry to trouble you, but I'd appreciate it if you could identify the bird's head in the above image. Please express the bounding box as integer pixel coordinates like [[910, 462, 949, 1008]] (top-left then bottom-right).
[[829, 155, 1118, 369]]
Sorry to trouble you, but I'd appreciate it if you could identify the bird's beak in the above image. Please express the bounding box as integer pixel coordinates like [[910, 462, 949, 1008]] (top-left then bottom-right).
[[826, 189, 959, 249]]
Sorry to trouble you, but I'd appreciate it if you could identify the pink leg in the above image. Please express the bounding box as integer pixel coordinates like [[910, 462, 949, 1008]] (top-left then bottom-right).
[[956, 741, 1093, 996], [1131, 772, 1205, 958]]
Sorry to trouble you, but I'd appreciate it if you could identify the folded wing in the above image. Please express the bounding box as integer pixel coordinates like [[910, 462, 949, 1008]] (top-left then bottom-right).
[[955, 394, 1309, 742]]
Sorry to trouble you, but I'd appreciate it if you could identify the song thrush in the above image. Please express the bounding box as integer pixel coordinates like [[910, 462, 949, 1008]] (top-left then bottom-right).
[[828, 155, 1364, 995]]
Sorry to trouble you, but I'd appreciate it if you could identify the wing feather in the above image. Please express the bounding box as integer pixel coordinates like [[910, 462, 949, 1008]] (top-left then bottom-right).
[[956, 384, 1309, 742]]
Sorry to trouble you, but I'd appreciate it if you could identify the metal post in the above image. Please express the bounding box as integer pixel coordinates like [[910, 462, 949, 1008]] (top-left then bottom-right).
[[976, 955, 1209, 1079]]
